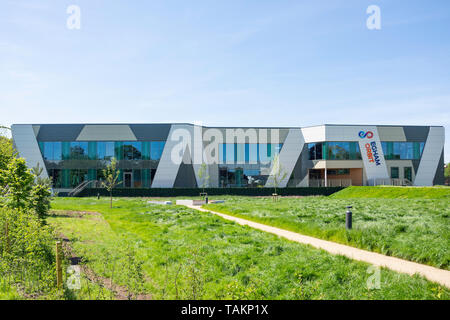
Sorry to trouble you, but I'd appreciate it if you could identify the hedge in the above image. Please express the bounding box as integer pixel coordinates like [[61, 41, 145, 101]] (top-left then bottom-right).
[[71, 187, 345, 197]]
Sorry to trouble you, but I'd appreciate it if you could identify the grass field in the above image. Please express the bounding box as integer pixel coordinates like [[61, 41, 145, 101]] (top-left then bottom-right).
[[48, 197, 449, 300], [331, 186, 450, 199], [204, 187, 450, 269]]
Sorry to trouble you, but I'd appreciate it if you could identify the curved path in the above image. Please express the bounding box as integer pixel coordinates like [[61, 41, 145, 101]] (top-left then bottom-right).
[[185, 205, 450, 289]]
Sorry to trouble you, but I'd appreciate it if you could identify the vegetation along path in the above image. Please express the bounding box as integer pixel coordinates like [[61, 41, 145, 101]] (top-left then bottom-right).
[[186, 205, 450, 289]]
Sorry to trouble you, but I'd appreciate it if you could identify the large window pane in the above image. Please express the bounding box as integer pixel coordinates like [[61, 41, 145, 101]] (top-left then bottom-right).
[[236, 144, 244, 164], [391, 167, 399, 179], [44, 142, 53, 160], [328, 142, 350, 160], [248, 143, 258, 164], [225, 143, 234, 164], [88, 142, 97, 160], [133, 169, 142, 188], [53, 142, 62, 160], [97, 142, 106, 160], [105, 142, 114, 160], [150, 141, 165, 160]]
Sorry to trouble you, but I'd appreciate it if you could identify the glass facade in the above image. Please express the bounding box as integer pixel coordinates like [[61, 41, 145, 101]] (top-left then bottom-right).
[[219, 143, 283, 164], [308, 142, 361, 160], [40, 140, 165, 188], [381, 142, 424, 160], [216, 143, 283, 187]]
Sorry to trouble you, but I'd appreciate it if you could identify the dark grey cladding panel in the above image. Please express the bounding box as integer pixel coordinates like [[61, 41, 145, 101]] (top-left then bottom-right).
[[37, 124, 84, 141], [412, 160, 420, 176], [129, 124, 171, 141], [288, 144, 311, 185], [403, 126, 430, 142], [173, 163, 198, 188], [433, 151, 445, 185]]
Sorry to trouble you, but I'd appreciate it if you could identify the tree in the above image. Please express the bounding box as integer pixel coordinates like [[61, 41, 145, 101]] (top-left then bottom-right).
[[0, 158, 34, 210], [197, 163, 210, 196], [445, 163, 450, 178], [31, 163, 52, 223], [0, 134, 14, 172], [269, 154, 287, 200], [102, 158, 121, 208]]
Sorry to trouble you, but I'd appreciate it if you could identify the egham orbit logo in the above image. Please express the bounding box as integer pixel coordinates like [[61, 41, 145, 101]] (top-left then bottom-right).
[[358, 131, 374, 139]]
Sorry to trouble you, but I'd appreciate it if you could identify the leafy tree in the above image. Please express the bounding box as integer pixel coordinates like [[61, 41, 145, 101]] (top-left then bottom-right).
[[102, 158, 121, 208], [197, 163, 210, 195], [269, 154, 287, 199], [31, 163, 52, 223], [445, 163, 450, 179], [0, 135, 14, 171], [0, 158, 34, 210]]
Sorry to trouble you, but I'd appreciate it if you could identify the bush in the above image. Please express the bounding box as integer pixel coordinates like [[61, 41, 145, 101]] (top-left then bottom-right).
[[77, 187, 345, 197], [0, 208, 56, 296]]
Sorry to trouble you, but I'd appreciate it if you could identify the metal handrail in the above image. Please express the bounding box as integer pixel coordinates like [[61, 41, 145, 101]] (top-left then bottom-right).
[[68, 180, 98, 197]]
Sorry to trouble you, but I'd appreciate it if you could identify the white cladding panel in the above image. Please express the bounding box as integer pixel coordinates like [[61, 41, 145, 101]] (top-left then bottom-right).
[[151, 124, 203, 188], [414, 127, 444, 186], [11, 124, 48, 179], [265, 129, 305, 188]]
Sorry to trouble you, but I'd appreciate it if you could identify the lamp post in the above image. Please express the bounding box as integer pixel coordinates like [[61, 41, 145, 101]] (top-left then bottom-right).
[[346, 206, 352, 230]]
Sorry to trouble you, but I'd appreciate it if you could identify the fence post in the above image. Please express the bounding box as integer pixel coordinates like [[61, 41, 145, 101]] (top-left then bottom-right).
[[56, 241, 63, 289], [5, 221, 9, 254]]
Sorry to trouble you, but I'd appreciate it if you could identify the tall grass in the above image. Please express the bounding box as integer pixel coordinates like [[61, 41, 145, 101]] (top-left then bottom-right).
[[49, 197, 449, 300], [204, 196, 450, 269]]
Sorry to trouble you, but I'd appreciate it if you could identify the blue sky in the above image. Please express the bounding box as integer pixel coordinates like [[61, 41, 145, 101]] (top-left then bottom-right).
[[1, 0, 449, 161]]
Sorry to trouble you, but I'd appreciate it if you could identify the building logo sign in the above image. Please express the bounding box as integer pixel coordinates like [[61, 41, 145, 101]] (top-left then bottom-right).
[[358, 130, 374, 139], [358, 131, 381, 166], [365, 142, 381, 166]]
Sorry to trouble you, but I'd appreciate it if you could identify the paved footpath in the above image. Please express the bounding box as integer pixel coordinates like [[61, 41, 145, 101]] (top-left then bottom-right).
[[185, 205, 450, 288]]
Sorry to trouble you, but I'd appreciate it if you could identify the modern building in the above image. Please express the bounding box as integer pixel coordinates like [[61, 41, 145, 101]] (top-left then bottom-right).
[[11, 124, 445, 192]]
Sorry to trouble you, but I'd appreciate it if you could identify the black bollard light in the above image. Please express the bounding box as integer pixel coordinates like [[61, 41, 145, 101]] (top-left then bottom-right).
[[97, 193, 100, 200], [346, 206, 352, 230], [205, 195, 208, 204]]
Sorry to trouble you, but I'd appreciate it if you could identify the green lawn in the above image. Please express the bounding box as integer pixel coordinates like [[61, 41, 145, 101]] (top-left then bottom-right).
[[204, 191, 450, 269], [49, 197, 449, 300], [330, 186, 450, 199]]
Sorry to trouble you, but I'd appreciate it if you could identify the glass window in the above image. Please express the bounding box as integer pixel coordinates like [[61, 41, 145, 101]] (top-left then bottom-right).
[[70, 142, 88, 159], [142, 142, 151, 160], [391, 167, 399, 179], [236, 144, 244, 164], [308, 143, 323, 160], [150, 141, 165, 160], [44, 142, 53, 160], [225, 143, 234, 164], [97, 142, 106, 160], [123, 141, 142, 160], [133, 169, 142, 188], [404, 167, 412, 181], [327, 142, 350, 160], [88, 142, 97, 160], [114, 142, 123, 160], [248, 143, 258, 164], [62, 142, 71, 160], [49, 169, 62, 188], [105, 142, 114, 160], [53, 142, 62, 160], [123, 142, 134, 160]]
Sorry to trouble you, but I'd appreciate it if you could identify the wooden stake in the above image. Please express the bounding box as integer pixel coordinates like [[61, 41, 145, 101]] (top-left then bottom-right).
[[56, 241, 62, 289], [5, 221, 9, 254]]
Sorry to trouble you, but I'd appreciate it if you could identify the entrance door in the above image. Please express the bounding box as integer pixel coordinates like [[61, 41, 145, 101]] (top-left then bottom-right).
[[124, 171, 132, 188]]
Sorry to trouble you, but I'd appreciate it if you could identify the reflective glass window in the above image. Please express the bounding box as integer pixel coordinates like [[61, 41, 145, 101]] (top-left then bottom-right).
[[150, 141, 165, 160]]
